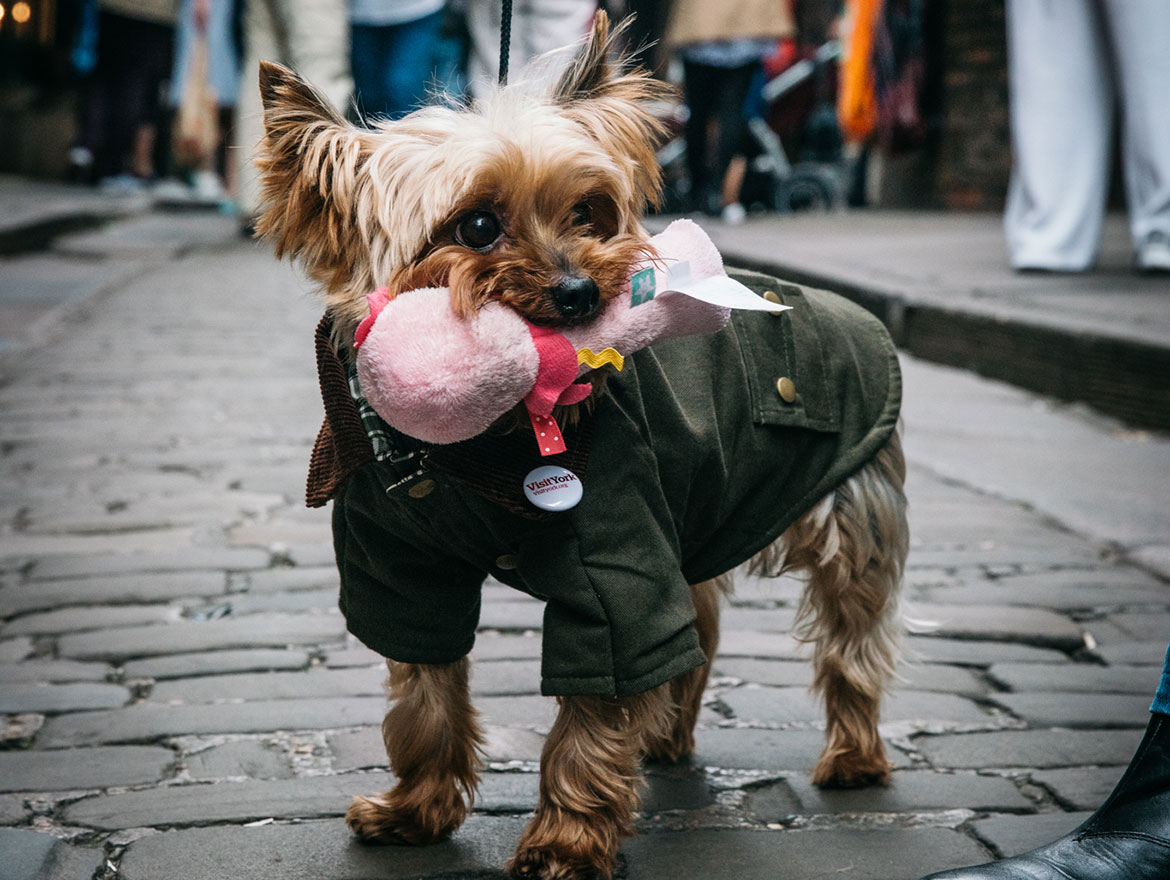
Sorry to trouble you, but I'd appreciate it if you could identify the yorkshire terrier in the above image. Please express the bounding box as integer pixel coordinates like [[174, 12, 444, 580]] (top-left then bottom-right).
[[256, 12, 908, 880]]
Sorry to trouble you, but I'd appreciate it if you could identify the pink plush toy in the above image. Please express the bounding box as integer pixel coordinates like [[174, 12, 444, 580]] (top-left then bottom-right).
[[354, 219, 786, 454]]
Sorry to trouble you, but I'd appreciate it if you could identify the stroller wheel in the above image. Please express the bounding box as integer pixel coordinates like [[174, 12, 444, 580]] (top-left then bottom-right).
[[775, 171, 834, 212]]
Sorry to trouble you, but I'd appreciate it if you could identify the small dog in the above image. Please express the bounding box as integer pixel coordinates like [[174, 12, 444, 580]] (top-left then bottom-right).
[[256, 13, 908, 880]]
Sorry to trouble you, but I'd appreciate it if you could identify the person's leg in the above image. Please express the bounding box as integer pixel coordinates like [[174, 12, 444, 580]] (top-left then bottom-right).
[[285, 0, 353, 116], [234, 0, 281, 220], [465, 0, 593, 99], [682, 60, 718, 214], [379, 10, 442, 119], [204, 0, 241, 114], [350, 23, 391, 122], [464, 0, 501, 99], [711, 62, 756, 211], [1100, 0, 1170, 270], [126, 18, 173, 180], [519, 0, 595, 66], [92, 12, 141, 178], [1003, 0, 1113, 271], [1152, 643, 1170, 716]]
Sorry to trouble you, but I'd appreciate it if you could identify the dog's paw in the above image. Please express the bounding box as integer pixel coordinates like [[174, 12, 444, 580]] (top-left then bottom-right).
[[811, 751, 892, 789], [509, 809, 621, 880], [345, 791, 466, 845], [508, 846, 613, 880]]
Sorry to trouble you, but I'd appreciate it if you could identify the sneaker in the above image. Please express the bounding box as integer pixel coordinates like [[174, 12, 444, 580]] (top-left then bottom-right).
[[1137, 231, 1170, 273], [721, 202, 746, 225], [151, 178, 193, 202], [192, 170, 226, 203], [66, 147, 95, 185], [97, 174, 148, 195]]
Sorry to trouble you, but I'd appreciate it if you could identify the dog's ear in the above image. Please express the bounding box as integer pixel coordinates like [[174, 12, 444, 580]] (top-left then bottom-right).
[[254, 62, 368, 287], [551, 11, 672, 207]]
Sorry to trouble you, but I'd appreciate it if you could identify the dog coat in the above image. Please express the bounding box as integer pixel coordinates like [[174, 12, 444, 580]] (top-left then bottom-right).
[[309, 269, 901, 697]]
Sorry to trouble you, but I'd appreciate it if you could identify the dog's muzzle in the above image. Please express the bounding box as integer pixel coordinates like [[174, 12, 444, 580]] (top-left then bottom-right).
[[549, 275, 600, 318], [353, 219, 773, 450]]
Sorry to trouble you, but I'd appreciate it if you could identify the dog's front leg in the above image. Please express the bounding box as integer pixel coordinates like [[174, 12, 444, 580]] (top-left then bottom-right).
[[347, 657, 482, 844], [510, 687, 673, 880]]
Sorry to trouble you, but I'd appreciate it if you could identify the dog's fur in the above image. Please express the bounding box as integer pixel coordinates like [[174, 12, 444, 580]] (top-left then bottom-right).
[[257, 13, 908, 880]]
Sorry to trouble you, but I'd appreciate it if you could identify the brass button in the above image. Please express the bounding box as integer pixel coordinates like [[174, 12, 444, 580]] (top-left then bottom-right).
[[496, 554, 519, 571], [762, 290, 782, 305], [776, 377, 797, 403], [407, 479, 436, 499]]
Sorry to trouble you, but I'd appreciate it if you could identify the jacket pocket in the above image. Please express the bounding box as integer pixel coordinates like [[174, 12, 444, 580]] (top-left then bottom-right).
[[729, 271, 841, 433]]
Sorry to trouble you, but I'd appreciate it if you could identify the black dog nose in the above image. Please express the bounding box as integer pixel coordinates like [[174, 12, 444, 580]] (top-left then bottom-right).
[[549, 275, 600, 317]]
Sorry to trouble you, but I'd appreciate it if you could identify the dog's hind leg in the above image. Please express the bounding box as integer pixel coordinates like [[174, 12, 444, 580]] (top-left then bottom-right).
[[764, 432, 908, 788], [642, 575, 729, 762], [510, 685, 674, 880], [346, 657, 483, 844]]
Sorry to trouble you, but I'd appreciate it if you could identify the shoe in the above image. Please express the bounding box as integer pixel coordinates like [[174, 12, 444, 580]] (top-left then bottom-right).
[[151, 178, 193, 203], [720, 202, 746, 225], [67, 147, 95, 185], [192, 170, 226, 204], [97, 174, 148, 195], [917, 712, 1170, 879], [1136, 231, 1170, 274]]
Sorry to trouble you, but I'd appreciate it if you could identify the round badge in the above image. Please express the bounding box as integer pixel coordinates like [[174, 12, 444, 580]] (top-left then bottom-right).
[[522, 465, 583, 512]]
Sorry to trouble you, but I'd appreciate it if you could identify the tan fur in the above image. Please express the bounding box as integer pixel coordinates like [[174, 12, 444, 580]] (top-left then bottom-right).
[[510, 686, 675, 879], [256, 13, 670, 344], [751, 429, 908, 786], [258, 12, 909, 879], [346, 658, 483, 844]]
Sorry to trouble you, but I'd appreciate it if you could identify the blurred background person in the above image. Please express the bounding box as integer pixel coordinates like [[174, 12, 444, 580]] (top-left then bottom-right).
[[349, 0, 445, 122], [1004, 0, 1170, 274], [432, 0, 472, 102], [233, 0, 352, 232], [169, 0, 240, 203], [665, 0, 795, 219], [464, 0, 596, 99], [70, 0, 177, 189], [836, 0, 932, 208]]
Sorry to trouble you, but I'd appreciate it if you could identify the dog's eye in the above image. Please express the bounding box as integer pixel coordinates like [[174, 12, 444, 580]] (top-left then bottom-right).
[[454, 211, 502, 250], [572, 202, 593, 227]]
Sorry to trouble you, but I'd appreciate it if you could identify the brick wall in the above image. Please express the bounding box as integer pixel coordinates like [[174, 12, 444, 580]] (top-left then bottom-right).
[[935, 0, 1011, 210], [877, 0, 1012, 210]]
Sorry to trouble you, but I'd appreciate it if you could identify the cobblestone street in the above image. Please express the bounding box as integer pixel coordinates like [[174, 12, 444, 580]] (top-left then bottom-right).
[[2, 209, 1169, 879]]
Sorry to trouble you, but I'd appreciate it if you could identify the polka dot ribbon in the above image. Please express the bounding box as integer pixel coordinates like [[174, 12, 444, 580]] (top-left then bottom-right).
[[524, 325, 592, 456]]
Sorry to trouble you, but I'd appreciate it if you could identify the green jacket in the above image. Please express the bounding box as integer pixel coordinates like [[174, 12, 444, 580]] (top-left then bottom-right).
[[323, 270, 901, 697]]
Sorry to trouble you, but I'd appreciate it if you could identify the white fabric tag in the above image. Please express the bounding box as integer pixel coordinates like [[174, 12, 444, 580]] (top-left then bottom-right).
[[663, 262, 792, 313]]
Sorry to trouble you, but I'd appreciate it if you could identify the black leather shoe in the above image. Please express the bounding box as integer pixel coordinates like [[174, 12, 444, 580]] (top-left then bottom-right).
[[918, 712, 1170, 879]]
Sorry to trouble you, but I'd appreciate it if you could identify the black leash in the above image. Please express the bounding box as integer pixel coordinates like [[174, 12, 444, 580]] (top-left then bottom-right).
[[499, 0, 514, 84]]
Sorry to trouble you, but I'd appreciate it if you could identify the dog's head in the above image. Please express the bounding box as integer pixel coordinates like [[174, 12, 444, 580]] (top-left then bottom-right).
[[255, 11, 671, 342]]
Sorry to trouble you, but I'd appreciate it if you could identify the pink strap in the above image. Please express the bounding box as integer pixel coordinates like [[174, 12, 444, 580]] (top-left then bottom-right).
[[528, 410, 567, 456], [524, 325, 593, 455], [353, 288, 390, 348], [524, 325, 580, 416]]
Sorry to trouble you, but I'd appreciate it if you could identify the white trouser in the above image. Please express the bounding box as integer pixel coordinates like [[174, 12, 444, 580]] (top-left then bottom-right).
[[1004, 0, 1170, 269], [233, 0, 353, 217], [465, 0, 597, 100]]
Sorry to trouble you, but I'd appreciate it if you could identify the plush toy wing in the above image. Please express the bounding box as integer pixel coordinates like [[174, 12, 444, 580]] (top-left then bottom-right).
[[354, 219, 787, 451]]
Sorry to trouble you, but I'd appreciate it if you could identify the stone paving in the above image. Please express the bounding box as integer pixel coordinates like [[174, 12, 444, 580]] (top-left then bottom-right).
[[1, 212, 1169, 879]]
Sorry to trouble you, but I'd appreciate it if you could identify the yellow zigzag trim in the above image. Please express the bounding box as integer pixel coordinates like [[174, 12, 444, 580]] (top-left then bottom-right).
[[577, 347, 625, 371]]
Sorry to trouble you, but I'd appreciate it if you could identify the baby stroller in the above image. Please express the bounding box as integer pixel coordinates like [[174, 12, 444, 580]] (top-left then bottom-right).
[[748, 39, 845, 212], [657, 39, 846, 215]]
